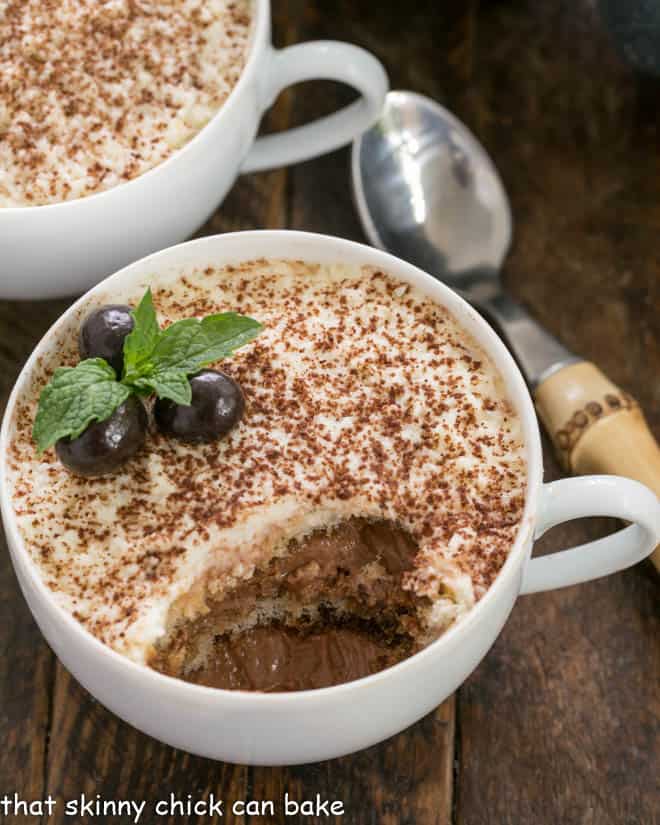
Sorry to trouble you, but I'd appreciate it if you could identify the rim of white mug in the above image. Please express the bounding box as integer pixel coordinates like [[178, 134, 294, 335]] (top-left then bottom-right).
[[0, 0, 271, 217], [0, 230, 543, 707]]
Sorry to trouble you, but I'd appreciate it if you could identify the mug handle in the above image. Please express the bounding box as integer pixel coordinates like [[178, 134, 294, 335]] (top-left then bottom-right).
[[520, 475, 660, 594], [241, 41, 388, 173]]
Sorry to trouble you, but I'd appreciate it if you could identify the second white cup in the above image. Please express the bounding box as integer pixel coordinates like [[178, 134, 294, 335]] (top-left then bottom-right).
[[0, 0, 388, 300]]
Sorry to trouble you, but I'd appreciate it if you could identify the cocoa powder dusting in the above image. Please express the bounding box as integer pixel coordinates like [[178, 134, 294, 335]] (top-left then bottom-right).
[[0, 0, 252, 206], [6, 260, 527, 661]]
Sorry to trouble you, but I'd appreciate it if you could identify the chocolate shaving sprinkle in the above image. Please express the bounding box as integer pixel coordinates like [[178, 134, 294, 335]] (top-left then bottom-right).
[[6, 260, 527, 662]]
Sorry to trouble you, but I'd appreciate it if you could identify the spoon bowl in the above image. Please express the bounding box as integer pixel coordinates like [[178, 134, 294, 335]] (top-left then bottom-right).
[[352, 89, 578, 386], [352, 91, 511, 302]]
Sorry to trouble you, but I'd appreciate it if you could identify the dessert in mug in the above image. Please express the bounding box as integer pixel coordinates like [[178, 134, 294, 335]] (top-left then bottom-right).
[[6, 260, 527, 690], [0, 0, 252, 207]]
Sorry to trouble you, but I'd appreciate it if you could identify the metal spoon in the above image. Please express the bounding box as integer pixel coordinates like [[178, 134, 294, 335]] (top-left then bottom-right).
[[352, 90, 660, 568], [351, 90, 578, 388]]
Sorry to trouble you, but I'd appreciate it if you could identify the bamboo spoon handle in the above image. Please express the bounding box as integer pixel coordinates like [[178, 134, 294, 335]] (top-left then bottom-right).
[[534, 361, 660, 572]]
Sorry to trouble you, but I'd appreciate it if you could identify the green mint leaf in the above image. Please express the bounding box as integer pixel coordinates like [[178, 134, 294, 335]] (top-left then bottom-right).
[[133, 371, 192, 406], [150, 313, 262, 374], [122, 287, 160, 382], [32, 359, 131, 454]]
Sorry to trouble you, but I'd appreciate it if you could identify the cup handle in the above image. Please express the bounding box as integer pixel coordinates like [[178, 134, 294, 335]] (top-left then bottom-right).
[[520, 475, 660, 594], [241, 41, 388, 174]]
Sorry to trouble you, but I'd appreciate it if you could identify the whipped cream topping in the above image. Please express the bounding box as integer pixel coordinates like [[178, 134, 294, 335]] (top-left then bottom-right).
[[0, 0, 251, 206], [7, 260, 526, 663]]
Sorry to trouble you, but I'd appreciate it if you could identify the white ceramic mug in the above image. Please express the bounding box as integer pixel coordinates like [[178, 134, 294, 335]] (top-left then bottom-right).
[[0, 1, 388, 300], [1, 231, 658, 766]]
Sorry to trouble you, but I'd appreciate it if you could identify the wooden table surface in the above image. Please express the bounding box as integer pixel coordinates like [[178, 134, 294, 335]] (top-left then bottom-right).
[[1, 1, 658, 823]]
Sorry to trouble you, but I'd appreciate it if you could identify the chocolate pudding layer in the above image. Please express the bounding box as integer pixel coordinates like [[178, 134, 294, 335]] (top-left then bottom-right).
[[151, 519, 421, 688], [187, 624, 410, 692]]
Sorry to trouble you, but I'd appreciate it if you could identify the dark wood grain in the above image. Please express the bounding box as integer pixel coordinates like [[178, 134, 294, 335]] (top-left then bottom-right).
[[459, 0, 660, 430], [0, 300, 72, 825], [250, 697, 455, 825], [0, 1, 657, 824], [449, 3, 660, 824], [45, 666, 251, 825]]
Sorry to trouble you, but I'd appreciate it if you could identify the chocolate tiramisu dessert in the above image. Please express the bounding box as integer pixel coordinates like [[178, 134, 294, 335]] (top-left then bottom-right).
[[7, 259, 527, 691], [0, 0, 252, 206]]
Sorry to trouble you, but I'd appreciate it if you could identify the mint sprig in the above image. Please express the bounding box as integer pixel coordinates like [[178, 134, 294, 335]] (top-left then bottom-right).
[[33, 359, 132, 453], [122, 286, 160, 382], [33, 289, 262, 453]]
